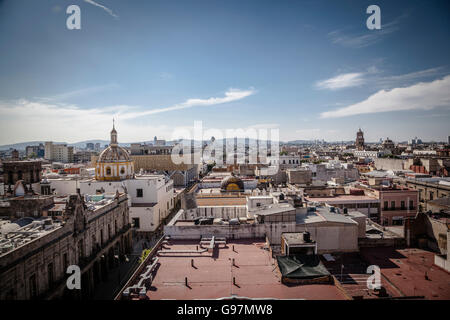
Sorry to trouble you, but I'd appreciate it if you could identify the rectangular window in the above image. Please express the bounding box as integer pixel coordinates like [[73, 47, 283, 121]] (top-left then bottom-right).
[[29, 274, 37, 299], [409, 200, 414, 210], [47, 263, 54, 289], [391, 201, 395, 210], [401, 201, 406, 210], [136, 188, 143, 198], [384, 201, 388, 210], [62, 253, 68, 273], [132, 217, 140, 229]]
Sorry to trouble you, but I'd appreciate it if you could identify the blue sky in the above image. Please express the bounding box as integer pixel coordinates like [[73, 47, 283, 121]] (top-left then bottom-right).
[[0, 0, 449, 144]]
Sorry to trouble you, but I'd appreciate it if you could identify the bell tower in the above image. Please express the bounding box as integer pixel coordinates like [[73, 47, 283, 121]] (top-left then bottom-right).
[[356, 128, 365, 151]]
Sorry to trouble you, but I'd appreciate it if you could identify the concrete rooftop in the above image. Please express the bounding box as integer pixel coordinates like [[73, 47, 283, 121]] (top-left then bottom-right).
[[142, 239, 347, 300]]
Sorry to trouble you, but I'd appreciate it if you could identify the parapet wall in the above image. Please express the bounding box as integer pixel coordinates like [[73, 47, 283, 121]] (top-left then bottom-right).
[[164, 220, 359, 253], [164, 223, 266, 241]]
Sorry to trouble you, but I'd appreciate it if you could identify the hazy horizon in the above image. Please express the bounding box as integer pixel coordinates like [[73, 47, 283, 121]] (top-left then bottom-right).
[[0, 0, 449, 145]]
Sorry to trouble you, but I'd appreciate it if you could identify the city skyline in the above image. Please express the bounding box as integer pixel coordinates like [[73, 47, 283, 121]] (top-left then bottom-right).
[[0, 0, 449, 144]]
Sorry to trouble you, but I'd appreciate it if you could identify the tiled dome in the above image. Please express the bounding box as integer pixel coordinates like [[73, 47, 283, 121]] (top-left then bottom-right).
[[220, 174, 244, 192], [98, 145, 131, 163]]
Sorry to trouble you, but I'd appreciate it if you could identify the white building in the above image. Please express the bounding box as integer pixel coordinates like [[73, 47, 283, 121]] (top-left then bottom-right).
[[301, 161, 359, 183], [43, 124, 176, 234], [80, 174, 174, 234], [270, 155, 301, 168]]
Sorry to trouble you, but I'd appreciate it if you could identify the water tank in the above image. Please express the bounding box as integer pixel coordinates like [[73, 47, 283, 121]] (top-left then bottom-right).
[[303, 231, 311, 242]]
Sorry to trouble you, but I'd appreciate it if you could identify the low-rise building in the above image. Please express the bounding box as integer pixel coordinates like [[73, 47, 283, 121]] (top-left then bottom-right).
[[368, 185, 418, 226]]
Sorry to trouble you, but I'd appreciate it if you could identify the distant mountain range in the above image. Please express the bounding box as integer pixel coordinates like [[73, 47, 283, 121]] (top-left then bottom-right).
[[0, 139, 178, 151], [0, 138, 348, 151], [1, 138, 419, 151]]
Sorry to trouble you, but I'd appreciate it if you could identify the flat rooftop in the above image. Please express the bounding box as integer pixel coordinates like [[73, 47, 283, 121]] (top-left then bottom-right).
[[306, 195, 379, 202], [321, 252, 400, 299], [360, 247, 450, 300], [196, 197, 247, 206], [140, 239, 347, 300]]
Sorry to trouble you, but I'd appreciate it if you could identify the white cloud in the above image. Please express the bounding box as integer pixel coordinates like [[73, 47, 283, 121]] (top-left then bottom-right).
[[328, 15, 405, 48], [120, 88, 256, 119], [320, 75, 450, 118], [84, 0, 118, 18], [0, 88, 256, 144], [36, 84, 119, 102], [316, 73, 365, 90], [316, 66, 447, 91], [375, 67, 447, 88]]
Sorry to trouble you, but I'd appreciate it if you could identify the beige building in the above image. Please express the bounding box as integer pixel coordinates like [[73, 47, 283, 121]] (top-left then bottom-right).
[[286, 168, 312, 185], [398, 177, 450, 211], [0, 190, 132, 300], [44, 142, 74, 163]]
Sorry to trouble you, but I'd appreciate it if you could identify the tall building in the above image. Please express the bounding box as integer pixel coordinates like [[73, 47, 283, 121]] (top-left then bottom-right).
[[44, 142, 74, 163], [355, 128, 365, 151], [25, 144, 44, 158]]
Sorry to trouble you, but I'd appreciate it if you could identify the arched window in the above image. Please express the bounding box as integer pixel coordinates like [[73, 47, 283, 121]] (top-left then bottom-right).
[[106, 167, 111, 175], [120, 167, 125, 175]]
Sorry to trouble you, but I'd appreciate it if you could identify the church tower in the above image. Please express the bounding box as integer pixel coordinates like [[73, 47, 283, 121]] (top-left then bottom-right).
[[356, 128, 365, 151]]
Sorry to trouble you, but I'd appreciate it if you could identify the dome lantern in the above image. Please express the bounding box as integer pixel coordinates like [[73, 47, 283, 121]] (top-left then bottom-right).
[[110, 119, 118, 146]]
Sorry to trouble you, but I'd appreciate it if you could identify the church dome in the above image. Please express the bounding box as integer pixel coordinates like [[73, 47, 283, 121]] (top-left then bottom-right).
[[220, 174, 244, 192], [98, 145, 131, 162], [95, 122, 134, 181]]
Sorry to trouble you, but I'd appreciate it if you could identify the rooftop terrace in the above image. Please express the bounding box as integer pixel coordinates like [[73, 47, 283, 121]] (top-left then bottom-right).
[[123, 239, 347, 300]]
